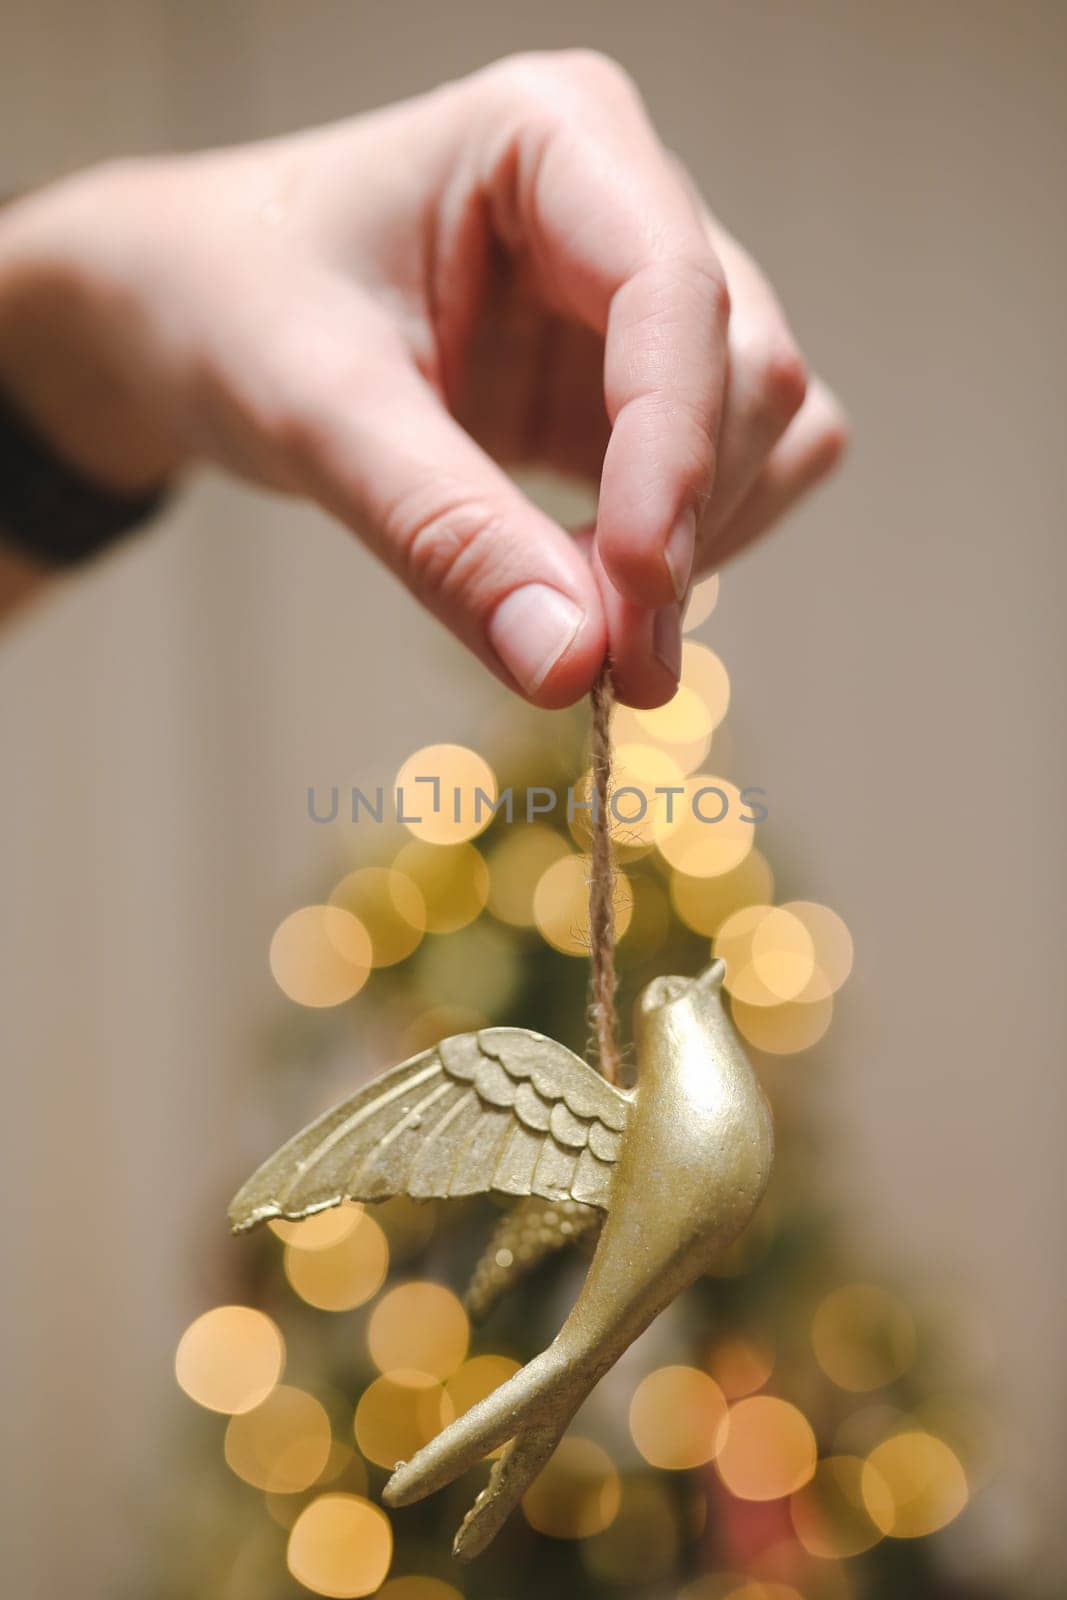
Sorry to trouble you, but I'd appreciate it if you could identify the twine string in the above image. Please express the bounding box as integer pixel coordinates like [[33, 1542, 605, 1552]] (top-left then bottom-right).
[[587, 666, 621, 1084]]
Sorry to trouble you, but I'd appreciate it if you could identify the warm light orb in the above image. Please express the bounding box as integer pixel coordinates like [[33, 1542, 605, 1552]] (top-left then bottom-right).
[[328, 867, 426, 967], [790, 1454, 885, 1558], [522, 1436, 621, 1540], [287, 1493, 393, 1598], [862, 1431, 968, 1538], [680, 641, 731, 727], [270, 1202, 363, 1251], [715, 905, 816, 1006], [354, 1373, 451, 1468], [714, 1397, 818, 1501], [629, 1366, 728, 1469], [377, 1580, 463, 1600], [487, 825, 570, 926], [654, 777, 754, 877], [612, 704, 710, 776], [781, 901, 854, 1000], [632, 686, 714, 748], [707, 1337, 775, 1400], [533, 853, 633, 955], [175, 1305, 284, 1415], [224, 1385, 332, 1493], [750, 908, 816, 1002], [684, 572, 720, 630], [812, 1284, 917, 1392], [730, 995, 834, 1056], [367, 1282, 469, 1381], [394, 744, 497, 844], [671, 850, 775, 937], [284, 1212, 389, 1311], [270, 906, 372, 1007], [393, 840, 489, 933]]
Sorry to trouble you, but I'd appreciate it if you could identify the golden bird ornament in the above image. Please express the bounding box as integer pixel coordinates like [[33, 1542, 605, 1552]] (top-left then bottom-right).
[[229, 957, 774, 1559]]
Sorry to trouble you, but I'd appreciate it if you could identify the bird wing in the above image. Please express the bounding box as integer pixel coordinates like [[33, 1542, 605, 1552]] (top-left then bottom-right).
[[229, 1027, 632, 1232]]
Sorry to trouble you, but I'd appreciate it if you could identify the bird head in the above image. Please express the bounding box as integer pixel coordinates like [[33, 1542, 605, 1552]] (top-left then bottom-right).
[[634, 958, 727, 1038]]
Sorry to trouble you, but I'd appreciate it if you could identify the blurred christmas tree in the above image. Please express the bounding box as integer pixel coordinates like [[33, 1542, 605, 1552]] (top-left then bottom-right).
[[158, 575, 1010, 1600]]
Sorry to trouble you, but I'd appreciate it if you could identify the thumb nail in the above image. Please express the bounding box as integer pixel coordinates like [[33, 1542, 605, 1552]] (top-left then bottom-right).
[[488, 584, 584, 696], [665, 507, 696, 602]]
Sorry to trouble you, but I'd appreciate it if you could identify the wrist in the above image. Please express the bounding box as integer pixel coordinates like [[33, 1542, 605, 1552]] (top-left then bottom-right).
[[0, 163, 184, 495]]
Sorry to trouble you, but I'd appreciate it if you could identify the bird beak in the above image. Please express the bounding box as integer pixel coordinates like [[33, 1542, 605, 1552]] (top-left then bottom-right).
[[695, 958, 727, 992]]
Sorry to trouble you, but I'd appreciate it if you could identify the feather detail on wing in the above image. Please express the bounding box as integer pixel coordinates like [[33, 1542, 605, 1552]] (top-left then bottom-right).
[[229, 1028, 631, 1233]]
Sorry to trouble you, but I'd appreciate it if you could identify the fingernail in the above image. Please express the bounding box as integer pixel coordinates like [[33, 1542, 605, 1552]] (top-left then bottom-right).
[[665, 507, 696, 602], [488, 584, 584, 696], [653, 602, 682, 682]]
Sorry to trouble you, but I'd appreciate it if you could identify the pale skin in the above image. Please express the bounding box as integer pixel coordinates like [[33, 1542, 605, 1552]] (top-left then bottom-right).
[[0, 51, 846, 709]]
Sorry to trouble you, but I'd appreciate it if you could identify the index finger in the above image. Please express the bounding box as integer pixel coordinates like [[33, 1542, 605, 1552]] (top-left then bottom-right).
[[477, 53, 729, 613]]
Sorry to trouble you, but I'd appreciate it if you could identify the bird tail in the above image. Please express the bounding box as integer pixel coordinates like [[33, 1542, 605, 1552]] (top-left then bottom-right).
[[382, 1341, 589, 1560]]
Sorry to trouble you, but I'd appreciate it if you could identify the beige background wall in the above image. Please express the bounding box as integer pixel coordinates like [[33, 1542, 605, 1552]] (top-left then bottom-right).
[[1, 2, 1063, 1593]]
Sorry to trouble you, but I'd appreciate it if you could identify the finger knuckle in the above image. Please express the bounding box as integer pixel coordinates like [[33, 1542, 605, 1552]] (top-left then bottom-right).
[[814, 395, 851, 472], [492, 48, 639, 120], [754, 334, 809, 426], [392, 491, 508, 607], [558, 48, 639, 102]]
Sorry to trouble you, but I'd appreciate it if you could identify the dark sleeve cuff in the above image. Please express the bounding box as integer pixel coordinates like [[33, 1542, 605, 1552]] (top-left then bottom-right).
[[0, 380, 168, 566]]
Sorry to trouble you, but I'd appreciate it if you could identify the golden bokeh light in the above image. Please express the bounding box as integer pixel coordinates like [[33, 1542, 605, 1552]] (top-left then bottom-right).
[[270, 906, 372, 1008], [367, 1282, 469, 1381], [394, 744, 497, 845], [862, 1431, 968, 1538], [487, 825, 570, 926], [393, 840, 489, 933], [284, 1212, 389, 1312], [629, 1366, 728, 1469], [730, 994, 834, 1056], [224, 1384, 332, 1493], [714, 1396, 817, 1501], [612, 703, 710, 776], [812, 1284, 917, 1392], [750, 908, 816, 1001], [680, 641, 731, 727], [581, 1476, 681, 1587], [654, 777, 754, 877], [684, 572, 720, 630], [270, 1202, 363, 1251], [671, 850, 775, 937], [354, 1373, 451, 1468], [175, 1305, 284, 1415], [781, 899, 854, 1000], [707, 1337, 775, 1400], [533, 852, 633, 956], [790, 1454, 885, 1558], [377, 1580, 463, 1600], [631, 686, 714, 749], [522, 1436, 621, 1540], [715, 906, 817, 1006], [287, 1493, 393, 1598], [328, 867, 425, 967]]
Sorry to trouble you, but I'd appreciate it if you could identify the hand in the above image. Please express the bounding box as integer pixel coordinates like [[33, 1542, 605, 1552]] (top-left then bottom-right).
[[0, 51, 846, 706]]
